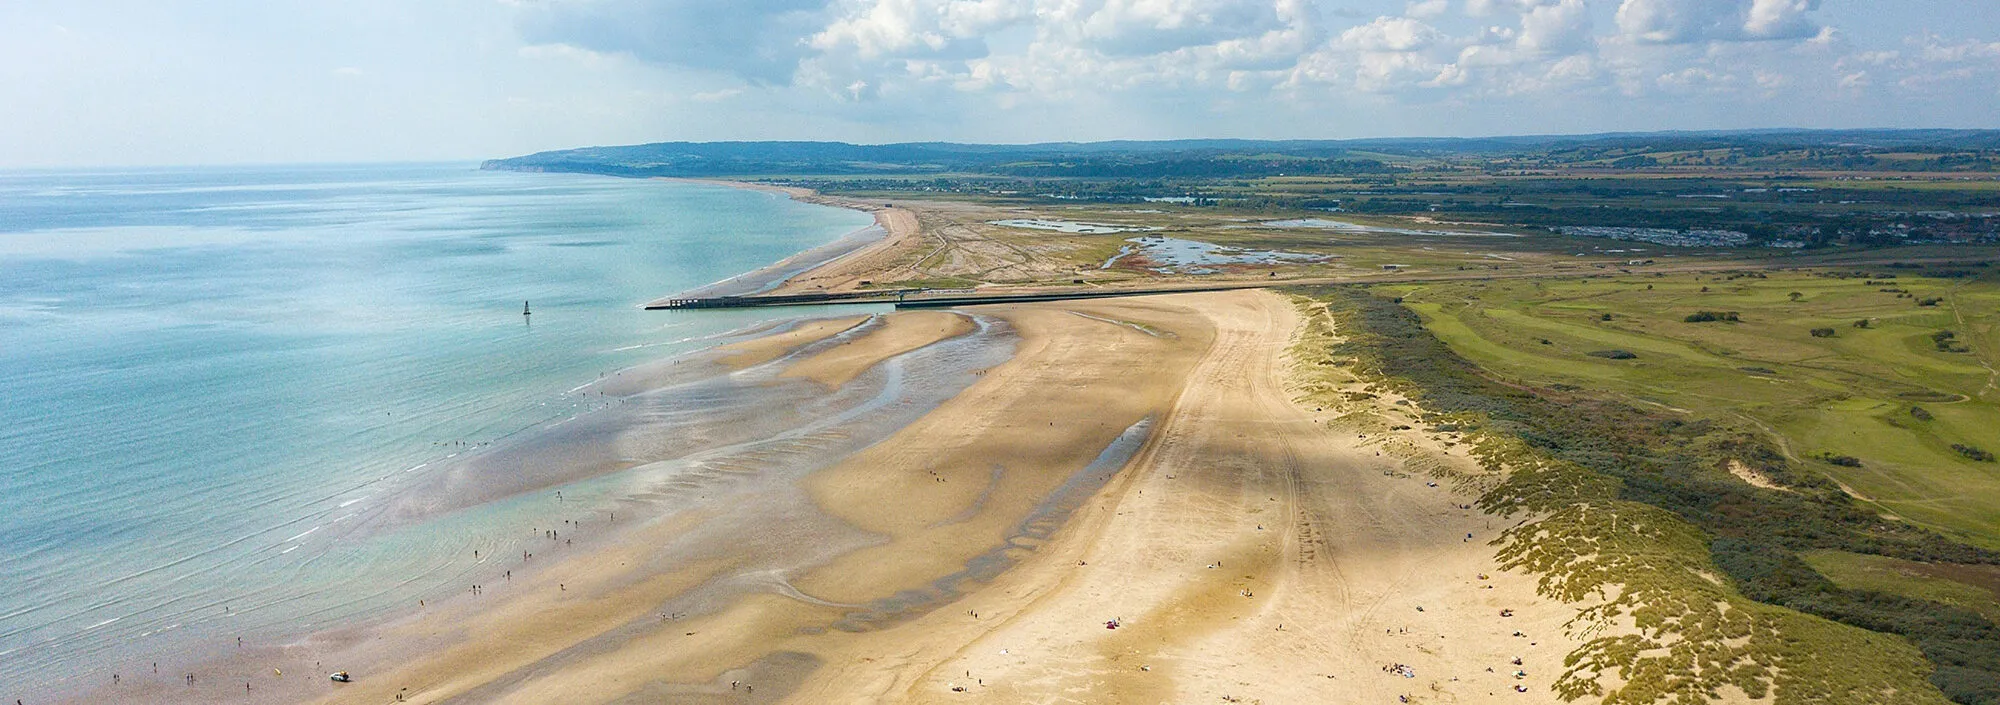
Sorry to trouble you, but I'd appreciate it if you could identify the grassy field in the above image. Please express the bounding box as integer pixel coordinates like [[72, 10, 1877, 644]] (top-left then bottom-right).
[[1379, 267, 2000, 550], [1293, 285, 1988, 703], [1805, 550, 2000, 623]]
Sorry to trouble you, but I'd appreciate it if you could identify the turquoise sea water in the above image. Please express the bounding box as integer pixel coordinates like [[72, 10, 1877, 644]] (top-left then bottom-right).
[[0, 164, 873, 696]]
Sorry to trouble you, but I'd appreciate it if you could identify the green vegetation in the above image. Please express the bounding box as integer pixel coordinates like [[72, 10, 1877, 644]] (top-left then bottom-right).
[[1937, 330, 1971, 352], [858, 276, 982, 291], [1805, 551, 2000, 624], [484, 131, 2000, 181], [1376, 269, 2000, 551], [1684, 311, 1741, 323], [484, 131, 2000, 251], [1293, 283, 2000, 704]]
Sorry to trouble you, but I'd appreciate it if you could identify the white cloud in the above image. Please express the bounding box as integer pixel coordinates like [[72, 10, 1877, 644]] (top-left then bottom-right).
[[1742, 0, 1818, 40], [1616, 0, 1824, 45], [691, 88, 743, 102], [1466, 0, 1552, 16], [500, 0, 1901, 114], [793, 0, 1326, 103], [1753, 68, 1787, 89], [1851, 50, 1899, 66], [1547, 53, 1599, 82], [7, 0, 1995, 169], [1617, 0, 1724, 43], [1339, 16, 1441, 53], [1517, 0, 1590, 54], [1057, 0, 1310, 57], [1657, 65, 1726, 88], [466, 2, 2000, 145], [809, 0, 1027, 60], [1917, 35, 2000, 63], [516, 42, 622, 69], [1405, 0, 1448, 20]]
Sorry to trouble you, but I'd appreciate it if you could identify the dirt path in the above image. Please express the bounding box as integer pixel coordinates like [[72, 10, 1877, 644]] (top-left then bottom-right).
[[1947, 282, 2000, 401]]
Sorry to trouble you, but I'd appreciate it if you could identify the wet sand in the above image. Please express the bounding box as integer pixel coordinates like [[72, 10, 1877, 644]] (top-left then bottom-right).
[[714, 316, 869, 369], [385, 296, 1216, 705], [74, 309, 1006, 704], [780, 312, 974, 389], [83, 290, 1606, 704], [798, 292, 1600, 703]]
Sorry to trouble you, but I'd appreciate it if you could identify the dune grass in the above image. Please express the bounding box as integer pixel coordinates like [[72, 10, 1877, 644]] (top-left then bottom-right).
[[1382, 268, 2000, 550], [1294, 282, 2000, 704]]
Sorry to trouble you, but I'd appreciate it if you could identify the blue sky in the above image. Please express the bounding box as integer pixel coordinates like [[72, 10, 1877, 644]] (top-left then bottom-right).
[[2, 0, 1996, 166]]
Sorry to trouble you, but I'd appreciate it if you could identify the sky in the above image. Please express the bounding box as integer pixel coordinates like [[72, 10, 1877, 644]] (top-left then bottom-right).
[[2, 0, 1997, 167]]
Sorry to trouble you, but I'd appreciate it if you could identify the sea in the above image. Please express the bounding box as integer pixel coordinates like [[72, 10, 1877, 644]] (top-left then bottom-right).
[[0, 163, 875, 698]]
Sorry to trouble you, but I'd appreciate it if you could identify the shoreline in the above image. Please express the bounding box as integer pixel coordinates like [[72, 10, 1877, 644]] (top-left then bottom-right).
[[40, 178, 917, 705], [84, 287, 1607, 704], [43, 173, 1623, 703], [70, 310, 1012, 705], [307, 295, 1213, 703], [6, 170, 937, 705], [653, 178, 925, 300]]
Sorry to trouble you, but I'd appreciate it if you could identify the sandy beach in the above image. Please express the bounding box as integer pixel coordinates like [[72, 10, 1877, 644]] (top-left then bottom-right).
[[788, 291, 1597, 704], [79, 282, 1620, 704], [20, 11, 1992, 699], [62, 179, 1612, 703]]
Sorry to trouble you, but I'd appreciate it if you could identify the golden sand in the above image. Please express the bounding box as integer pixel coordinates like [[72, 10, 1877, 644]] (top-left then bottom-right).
[[713, 315, 869, 369], [779, 311, 974, 389], [211, 290, 1594, 704]]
